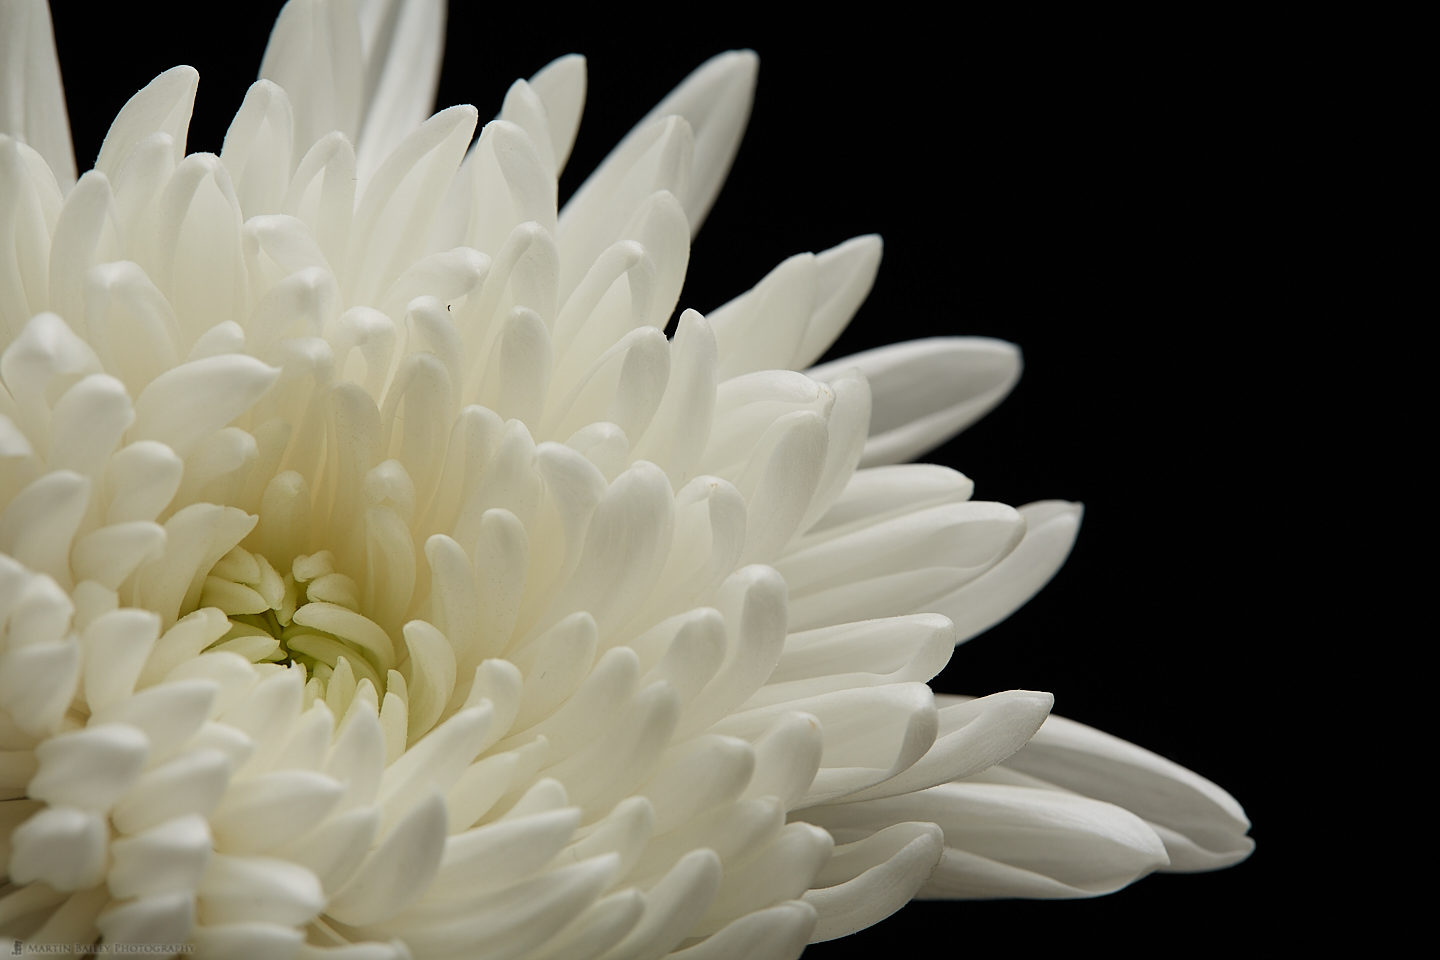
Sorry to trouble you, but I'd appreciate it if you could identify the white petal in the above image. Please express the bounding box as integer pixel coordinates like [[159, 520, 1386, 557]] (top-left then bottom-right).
[[385, 855, 619, 959], [809, 781, 1170, 898], [0, 137, 59, 332], [260, 0, 364, 151], [993, 710, 1255, 871], [810, 337, 1022, 466], [527, 890, 642, 960], [597, 848, 721, 960], [0, 469, 89, 584], [82, 261, 183, 395], [0, 0, 75, 186], [48, 171, 121, 326], [288, 806, 378, 895], [432, 806, 581, 896], [720, 683, 937, 806], [709, 235, 883, 377], [543, 682, 679, 821], [572, 51, 756, 240], [80, 608, 159, 711], [629, 310, 718, 485], [843, 690, 1053, 802], [210, 770, 344, 854], [47, 373, 134, 479], [557, 118, 691, 302], [696, 821, 832, 936], [353, 0, 446, 180], [8, 805, 108, 890], [454, 119, 556, 257], [91, 681, 215, 770], [221, 80, 296, 217], [327, 791, 448, 925], [378, 705, 492, 830], [935, 500, 1082, 643], [528, 55, 587, 177], [0, 635, 79, 737], [192, 923, 304, 960], [348, 105, 477, 304], [641, 735, 753, 834], [111, 748, 233, 835], [783, 502, 1025, 631], [803, 821, 944, 942], [109, 814, 213, 899], [94, 65, 197, 178], [672, 901, 815, 960], [740, 713, 822, 809], [132, 355, 278, 459], [96, 892, 195, 949], [676, 565, 788, 738], [28, 723, 148, 810], [199, 853, 325, 927]]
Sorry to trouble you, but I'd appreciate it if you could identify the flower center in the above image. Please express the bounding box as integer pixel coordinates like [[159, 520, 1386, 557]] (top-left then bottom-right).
[[200, 546, 397, 696]]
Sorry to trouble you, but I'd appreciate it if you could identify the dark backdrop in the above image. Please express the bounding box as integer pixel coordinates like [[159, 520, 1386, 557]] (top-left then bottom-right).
[[50, 3, 1295, 954]]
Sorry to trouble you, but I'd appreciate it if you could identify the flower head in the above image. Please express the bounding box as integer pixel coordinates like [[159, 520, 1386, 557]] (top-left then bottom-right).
[[0, 1, 1252, 957]]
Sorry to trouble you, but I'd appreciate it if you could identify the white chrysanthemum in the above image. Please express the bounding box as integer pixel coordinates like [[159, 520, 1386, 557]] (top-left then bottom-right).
[[0, 1, 1253, 957]]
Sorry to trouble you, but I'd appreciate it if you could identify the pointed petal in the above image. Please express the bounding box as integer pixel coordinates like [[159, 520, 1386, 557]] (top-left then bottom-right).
[[354, 0, 446, 180], [808, 781, 1170, 899], [94, 66, 198, 179], [528, 55, 587, 176], [993, 710, 1255, 871], [935, 500, 1083, 643], [577, 50, 758, 236], [810, 337, 1022, 466], [260, 0, 364, 152], [326, 791, 448, 925], [842, 690, 1053, 802], [708, 235, 883, 377], [0, 0, 75, 186]]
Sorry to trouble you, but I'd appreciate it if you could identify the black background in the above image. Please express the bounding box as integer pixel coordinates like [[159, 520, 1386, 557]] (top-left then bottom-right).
[[48, 2, 1299, 954]]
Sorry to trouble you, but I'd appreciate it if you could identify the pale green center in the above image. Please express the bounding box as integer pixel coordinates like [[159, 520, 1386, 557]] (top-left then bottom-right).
[[201, 546, 396, 696]]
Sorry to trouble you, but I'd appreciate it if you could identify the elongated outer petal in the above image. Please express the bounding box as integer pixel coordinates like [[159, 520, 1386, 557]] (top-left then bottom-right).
[[933, 501, 1082, 643], [0, 0, 75, 186], [986, 707, 1255, 871], [708, 235, 884, 378], [808, 781, 1169, 899], [809, 337, 1022, 467], [260, 0, 363, 153], [840, 690, 1054, 802], [564, 50, 756, 245], [354, 0, 447, 180], [528, 55, 587, 177]]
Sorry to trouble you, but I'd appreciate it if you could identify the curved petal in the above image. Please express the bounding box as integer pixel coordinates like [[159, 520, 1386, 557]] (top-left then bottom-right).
[[984, 710, 1255, 871], [806, 781, 1170, 899], [809, 337, 1022, 466], [934, 500, 1083, 643]]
